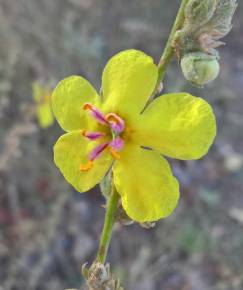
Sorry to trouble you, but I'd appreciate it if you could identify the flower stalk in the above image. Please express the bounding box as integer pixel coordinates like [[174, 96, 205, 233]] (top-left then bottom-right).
[[96, 180, 120, 264]]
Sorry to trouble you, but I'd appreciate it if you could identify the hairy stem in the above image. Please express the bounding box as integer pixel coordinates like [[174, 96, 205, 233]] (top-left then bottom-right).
[[96, 181, 120, 264], [152, 0, 189, 96]]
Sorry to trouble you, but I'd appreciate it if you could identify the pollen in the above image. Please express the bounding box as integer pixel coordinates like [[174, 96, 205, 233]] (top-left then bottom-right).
[[80, 160, 93, 172], [109, 148, 121, 160], [81, 129, 87, 136], [83, 103, 93, 110]]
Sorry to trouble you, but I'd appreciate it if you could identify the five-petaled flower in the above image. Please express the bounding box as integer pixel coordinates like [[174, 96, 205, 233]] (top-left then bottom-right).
[[52, 49, 216, 223]]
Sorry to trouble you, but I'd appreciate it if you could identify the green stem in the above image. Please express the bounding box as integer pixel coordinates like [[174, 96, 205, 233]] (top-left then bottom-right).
[[153, 0, 189, 95], [96, 181, 120, 264]]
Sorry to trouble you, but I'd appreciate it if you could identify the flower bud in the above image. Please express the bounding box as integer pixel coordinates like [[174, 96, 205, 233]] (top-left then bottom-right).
[[176, 0, 237, 57], [209, 0, 237, 36], [84, 262, 124, 290], [184, 0, 217, 28], [181, 52, 220, 86], [87, 262, 109, 289]]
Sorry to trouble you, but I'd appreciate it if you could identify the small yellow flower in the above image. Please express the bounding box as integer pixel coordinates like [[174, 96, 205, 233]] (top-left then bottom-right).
[[33, 82, 54, 129], [52, 50, 216, 222]]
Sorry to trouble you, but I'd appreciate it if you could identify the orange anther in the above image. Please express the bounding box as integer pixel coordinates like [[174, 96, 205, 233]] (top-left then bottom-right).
[[109, 148, 121, 160], [83, 103, 92, 110], [80, 160, 93, 172], [80, 129, 87, 136]]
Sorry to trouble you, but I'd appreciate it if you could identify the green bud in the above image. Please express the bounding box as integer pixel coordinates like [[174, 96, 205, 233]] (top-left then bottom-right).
[[181, 52, 220, 86]]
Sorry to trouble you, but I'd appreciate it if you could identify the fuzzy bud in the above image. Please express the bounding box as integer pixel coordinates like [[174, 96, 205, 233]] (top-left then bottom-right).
[[209, 0, 238, 36], [87, 262, 109, 289], [175, 0, 237, 57], [181, 52, 220, 86], [83, 262, 123, 290], [184, 0, 217, 28]]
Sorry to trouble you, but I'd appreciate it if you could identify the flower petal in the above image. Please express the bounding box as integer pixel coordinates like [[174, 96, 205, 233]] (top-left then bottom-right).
[[37, 103, 54, 129], [102, 50, 158, 119], [135, 93, 216, 160], [113, 145, 180, 222], [54, 131, 112, 192], [52, 76, 99, 132]]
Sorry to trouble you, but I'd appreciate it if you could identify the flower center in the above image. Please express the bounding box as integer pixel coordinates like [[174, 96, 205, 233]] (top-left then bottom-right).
[[80, 103, 125, 171]]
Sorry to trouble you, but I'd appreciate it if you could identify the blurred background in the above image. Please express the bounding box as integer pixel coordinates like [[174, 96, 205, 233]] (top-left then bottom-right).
[[0, 1, 243, 289]]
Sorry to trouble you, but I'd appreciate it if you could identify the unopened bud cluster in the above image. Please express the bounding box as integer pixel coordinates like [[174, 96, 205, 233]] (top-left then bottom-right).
[[82, 262, 123, 290], [176, 0, 237, 86]]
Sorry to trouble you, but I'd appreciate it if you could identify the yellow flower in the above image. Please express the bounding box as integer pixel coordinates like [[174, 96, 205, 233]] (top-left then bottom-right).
[[33, 82, 54, 129], [52, 50, 216, 223]]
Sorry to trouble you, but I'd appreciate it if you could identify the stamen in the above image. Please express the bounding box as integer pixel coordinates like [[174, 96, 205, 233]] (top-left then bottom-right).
[[106, 113, 125, 134], [81, 130, 106, 141], [83, 103, 93, 110], [83, 103, 108, 124], [109, 137, 124, 151], [109, 148, 121, 160], [81, 129, 87, 136], [80, 160, 93, 172], [89, 142, 109, 161], [80, 143, 109, 172], [108, 137, 124, 159], [80, 103, 126, 171]]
